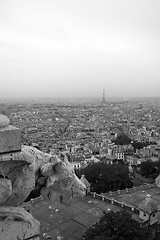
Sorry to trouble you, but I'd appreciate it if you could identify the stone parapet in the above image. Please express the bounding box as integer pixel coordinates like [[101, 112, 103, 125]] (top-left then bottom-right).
[[0, 150, 33, 163], [0, 125, 21, 153]]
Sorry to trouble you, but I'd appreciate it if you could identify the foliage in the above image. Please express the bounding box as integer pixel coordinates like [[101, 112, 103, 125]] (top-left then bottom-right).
[[132, 173, 154, 186], [112, 133, 132, 145], [83, 210, 148, 240], [140, 161, 159, 179], [131, 140, 157, 150], [76, 162, 133, 193]]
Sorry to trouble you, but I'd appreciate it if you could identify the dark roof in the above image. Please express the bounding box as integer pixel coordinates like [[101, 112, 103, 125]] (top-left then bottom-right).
[[139, 194, 158, 214]]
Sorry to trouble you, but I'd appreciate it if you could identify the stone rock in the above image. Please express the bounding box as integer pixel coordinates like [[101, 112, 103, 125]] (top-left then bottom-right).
[[4, 164, 36, 206], [0, 115, 10, 129], [0, 150, 34, 163], [0, 178, 12, 205], [0, 145, 86, 207], [0, 206, 40, 240], [40, 162, 54, 177], [0, 125, 21, 153]]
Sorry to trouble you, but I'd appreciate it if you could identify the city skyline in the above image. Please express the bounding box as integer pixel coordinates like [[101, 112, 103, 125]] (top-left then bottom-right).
[[0, 0, 160, 98]]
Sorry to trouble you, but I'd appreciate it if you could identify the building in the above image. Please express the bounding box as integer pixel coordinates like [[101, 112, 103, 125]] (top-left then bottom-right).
[[112, 145, 125, 160], [139, 194, 158, 238]]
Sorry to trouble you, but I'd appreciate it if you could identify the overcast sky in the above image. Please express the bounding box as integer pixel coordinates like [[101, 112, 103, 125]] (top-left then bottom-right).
[[0, 0, 160, 98]]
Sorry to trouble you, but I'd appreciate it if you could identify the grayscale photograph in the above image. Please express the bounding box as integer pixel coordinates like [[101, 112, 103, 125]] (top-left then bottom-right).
[[0, 0, 160, 239]]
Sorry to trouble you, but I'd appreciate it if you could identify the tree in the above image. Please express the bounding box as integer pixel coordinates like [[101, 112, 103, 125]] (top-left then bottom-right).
[[113, 133, 132, 145], [76, 162, 133, 193], [83, 210, 148, 240], [131, 141, 157, 151], [132, 141, 144, 150], [140, 161, 159, 179]]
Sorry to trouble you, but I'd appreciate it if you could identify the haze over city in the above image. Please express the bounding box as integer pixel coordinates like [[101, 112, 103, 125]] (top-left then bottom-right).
[[0, 0, 160, 98]]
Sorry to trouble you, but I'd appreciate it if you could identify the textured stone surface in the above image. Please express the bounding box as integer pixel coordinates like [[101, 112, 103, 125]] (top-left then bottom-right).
[[21, 145, 60, 170], [4, 164, 36, 206], [0, 114, 10, 129], [0, 125, 21, 153], [40, 159, 87, 204], [0, 206, 40, 240], [0, 178, 12, 205], [0, 145, 86, 207], [155, 174, 160, 188], [0, 150, 35, 163], [40, 162, 55, 177]]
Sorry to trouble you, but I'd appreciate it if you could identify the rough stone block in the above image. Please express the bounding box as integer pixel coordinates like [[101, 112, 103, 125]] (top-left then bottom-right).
[[0, 207, 40, 240], [0, 125, 21, 153]]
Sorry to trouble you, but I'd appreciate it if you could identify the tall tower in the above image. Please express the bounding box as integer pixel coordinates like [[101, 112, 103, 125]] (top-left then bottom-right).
[[102, 89, 106, 104]]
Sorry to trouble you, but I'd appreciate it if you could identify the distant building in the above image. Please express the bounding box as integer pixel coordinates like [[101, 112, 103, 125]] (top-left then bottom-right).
[[112, 145, 125, 160], [101, 89, 106, 105], [71, 161, 81, 170], [125, 155, 141, 166]]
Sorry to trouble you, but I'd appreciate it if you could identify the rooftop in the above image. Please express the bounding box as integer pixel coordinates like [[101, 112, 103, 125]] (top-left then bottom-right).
[[31, 195, 121, 240], [104, 186, 160, 212], [139, 194, 158, 214]]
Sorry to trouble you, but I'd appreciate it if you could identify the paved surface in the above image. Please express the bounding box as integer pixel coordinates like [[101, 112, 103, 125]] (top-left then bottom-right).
[[110, 187, 160, 209], [29, 186, 160, 239], [31, 195, 121, 240]]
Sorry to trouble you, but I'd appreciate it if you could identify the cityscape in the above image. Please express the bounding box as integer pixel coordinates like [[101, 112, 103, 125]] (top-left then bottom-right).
[[1, 94, 160, 163], [1, 0, 160, 239], [1, 95, 160, 239]]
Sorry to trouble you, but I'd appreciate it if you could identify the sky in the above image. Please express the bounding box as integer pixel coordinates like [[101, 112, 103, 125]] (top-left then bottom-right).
[[0, 0, 160, 98]]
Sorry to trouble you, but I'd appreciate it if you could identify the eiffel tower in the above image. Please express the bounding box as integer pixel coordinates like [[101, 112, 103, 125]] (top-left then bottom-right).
[[102, 89, 106, 104]]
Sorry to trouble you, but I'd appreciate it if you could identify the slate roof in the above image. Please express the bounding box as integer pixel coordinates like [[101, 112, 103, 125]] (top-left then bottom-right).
[[139, 194, 158, 214]]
